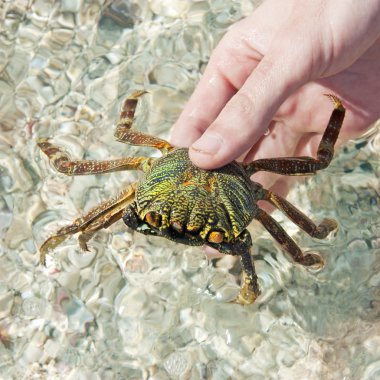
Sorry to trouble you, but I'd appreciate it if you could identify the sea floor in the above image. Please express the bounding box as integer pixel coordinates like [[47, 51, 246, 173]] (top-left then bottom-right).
[[0, 1, 379, 379]]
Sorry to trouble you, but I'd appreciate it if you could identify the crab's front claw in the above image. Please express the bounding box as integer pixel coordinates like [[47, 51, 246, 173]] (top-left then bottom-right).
[[232, 274, 261, 306]]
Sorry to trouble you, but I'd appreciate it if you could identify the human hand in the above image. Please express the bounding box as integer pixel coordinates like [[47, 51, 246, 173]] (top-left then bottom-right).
[[171, 0, 380, 196]]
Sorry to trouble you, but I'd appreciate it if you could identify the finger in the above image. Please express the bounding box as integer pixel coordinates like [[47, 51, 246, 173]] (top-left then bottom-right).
[[170, 0, 296, 149], [186, 2, 327, 169], [170, 19, 264, 147], [188, 33, 314, 169], [169, 67, 237, 147]]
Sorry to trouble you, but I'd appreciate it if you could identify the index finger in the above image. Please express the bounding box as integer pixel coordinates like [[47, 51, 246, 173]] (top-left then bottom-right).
[[170, 22, 262, 147]]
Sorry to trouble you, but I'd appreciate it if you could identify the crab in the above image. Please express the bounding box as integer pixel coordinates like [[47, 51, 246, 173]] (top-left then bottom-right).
[[37, 91, 345, 305]]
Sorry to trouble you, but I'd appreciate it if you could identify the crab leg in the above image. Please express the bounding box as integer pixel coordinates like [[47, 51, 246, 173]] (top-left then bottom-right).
[[208, 230, 260, 305], [115, 90, 173, 153], [236, 249, 261, 305], [254, 208, 325, 269], [244, 95, 345, 176], [40, 184, 136, 265], [37, 139, 152, 175], [231, 230, 260, 305], [262, 189, 337, 238]]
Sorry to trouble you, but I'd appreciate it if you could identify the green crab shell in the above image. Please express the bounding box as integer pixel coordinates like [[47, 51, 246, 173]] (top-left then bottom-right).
[[135, 148, 262, 240]]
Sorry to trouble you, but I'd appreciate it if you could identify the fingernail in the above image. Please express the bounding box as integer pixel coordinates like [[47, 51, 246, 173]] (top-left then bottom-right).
[[191, 133, 221, 155]]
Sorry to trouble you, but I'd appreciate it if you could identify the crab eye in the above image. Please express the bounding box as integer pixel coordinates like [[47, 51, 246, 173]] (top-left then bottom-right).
[[208, 231, 224, 244], [145, 212, 162, 228]]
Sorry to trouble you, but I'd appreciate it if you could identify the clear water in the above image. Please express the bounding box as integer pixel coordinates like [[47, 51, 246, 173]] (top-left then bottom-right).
[[0, 1, 379, 379]]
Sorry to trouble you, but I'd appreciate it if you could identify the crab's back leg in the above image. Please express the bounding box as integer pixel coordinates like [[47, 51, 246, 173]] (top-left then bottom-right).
[[237, 248, 260, 305], [244, 95, 345, 176], [254, 207, 325, 268], [37, 139, 153, 175], [208, 230, 260, 305], [261, 189, 337, 238], [40, 184, 136, 265], [115, 90, 173, 153]]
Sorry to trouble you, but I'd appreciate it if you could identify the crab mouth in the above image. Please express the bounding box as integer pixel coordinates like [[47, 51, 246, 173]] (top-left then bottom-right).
[[143, 222, 206, 246]]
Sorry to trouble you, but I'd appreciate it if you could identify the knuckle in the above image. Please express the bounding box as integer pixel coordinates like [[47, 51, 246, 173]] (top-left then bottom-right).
[[233, 90, 255, 119], [256, 57, 276, 79]]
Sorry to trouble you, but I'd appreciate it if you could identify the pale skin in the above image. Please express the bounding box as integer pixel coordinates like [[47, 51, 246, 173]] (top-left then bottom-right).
[[171, 0, 380, 197]]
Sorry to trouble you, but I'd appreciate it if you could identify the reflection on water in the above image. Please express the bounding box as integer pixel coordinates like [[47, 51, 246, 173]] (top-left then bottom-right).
[[0, 0, 379, 379]]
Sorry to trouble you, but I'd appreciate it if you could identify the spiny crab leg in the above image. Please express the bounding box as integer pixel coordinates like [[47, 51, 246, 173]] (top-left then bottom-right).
[[37, 139, 153, 175], [40, 184, 136, 265], [262, 189, 337, 239], [254, 208, 325, 269], [114, 90, 173, 154], [235, 250, 261, 305], [244, 94, 345, 176], [207, 229, 260, 305]]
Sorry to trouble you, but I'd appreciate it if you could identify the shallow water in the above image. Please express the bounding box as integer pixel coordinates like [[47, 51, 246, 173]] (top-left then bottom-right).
[[0, 1, 379, 379]]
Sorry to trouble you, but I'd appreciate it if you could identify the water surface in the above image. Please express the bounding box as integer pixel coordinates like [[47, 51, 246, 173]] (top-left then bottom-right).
[[0, 1, 379, 379]]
